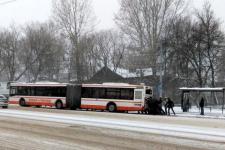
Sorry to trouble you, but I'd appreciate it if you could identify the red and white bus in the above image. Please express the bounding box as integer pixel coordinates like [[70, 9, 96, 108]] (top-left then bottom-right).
[[9, 82, 152, 112], [81, 83, 152, 112], [9, 82, 68, 109]]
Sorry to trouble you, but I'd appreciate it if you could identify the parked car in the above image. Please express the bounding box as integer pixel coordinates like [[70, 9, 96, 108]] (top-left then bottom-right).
[[0, 94, 8, 108]]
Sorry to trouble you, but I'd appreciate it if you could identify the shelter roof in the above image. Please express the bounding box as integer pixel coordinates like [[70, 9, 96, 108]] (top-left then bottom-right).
[[179, 87, 225, 92]]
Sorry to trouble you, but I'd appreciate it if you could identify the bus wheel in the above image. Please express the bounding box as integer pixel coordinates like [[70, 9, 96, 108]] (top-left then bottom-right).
[[19, 99, 26, 107], [107, 103, 117, 112], [55, 100, 63, 109]]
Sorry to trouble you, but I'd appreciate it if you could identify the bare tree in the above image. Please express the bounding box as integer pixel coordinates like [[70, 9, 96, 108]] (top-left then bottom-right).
[[193, 2, 225, 105], [110, 31, 126, 72], [21, 22, 65, 82], [196, 2, 225, 87], [115, 0, 186, 76], [165, 13, 224, 89], [94, 30, 112, 68], [78, 34, 96, 80], [52, 0, 95, 82], [93, 30, 126, 72], [0, 26, 24, 81], [163, 17, 206, 89]]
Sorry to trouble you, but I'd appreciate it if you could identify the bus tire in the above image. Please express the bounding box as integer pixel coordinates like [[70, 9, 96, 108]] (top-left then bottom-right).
[[55, 100, 63, 109], [107, 102, 117, 112], [19, 98, 26, 107]]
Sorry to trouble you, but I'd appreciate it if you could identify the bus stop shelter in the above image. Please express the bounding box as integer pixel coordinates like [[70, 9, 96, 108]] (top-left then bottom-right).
[[179, 87, 225, 114]]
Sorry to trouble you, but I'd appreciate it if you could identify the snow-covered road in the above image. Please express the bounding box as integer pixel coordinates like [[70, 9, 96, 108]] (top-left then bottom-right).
[[0, 109, 224, 143]]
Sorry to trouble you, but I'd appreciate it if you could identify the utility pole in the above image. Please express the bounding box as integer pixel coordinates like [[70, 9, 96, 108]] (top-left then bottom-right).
[[159, 41, 163, 97]]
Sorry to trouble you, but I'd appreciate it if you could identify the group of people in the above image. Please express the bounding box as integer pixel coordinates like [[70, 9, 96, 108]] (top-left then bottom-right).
[[143, 95, 206, 116], [144, 97, 175, 115]]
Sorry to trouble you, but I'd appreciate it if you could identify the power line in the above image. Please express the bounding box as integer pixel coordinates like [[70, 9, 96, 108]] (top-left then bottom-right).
[[0, 0, 16, 5]]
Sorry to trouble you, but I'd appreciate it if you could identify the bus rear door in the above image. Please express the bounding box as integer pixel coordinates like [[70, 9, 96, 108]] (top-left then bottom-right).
[[134, 89, 145, 107]]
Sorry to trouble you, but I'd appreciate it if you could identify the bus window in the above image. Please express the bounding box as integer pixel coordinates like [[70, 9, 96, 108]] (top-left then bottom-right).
[[30, 87, 35, 96], [51, 87, 59, 97], [121, 89, 134, 100], [50, 87, 66, 97], [17, 86, 29, 96], [106, 88, 120, 99], [82, 87, 135, 100], [97, 88, 106, 99], [146, 89, 152, 95], [59, 87, 66, 97], [36, 87, 47, 96], [82, 87, 93, 98], [135, 91, 142, 100]]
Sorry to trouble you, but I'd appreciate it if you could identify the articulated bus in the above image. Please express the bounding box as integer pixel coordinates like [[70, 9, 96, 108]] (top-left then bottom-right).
[[9, 82, 152, 112]]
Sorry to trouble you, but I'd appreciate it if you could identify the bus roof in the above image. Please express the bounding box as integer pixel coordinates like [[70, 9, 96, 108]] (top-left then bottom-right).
[[10, 82, 68, 87], [10, 82, 151, 88], [82, 83, 147, 88]]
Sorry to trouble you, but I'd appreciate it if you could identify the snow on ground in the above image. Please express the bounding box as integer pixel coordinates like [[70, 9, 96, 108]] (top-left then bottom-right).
[[174, 106, 225, 119], [0, 109, 225, 143]]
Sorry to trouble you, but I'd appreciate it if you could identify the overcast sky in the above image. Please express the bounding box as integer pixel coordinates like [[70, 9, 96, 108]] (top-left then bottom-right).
[[0, 0, 224, 30]]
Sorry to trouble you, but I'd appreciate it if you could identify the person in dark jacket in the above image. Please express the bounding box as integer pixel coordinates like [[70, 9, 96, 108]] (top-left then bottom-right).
[[148, 97, 158, 115], [143, 97, 151, 114], [164, 97, 168, 115], [157, 97, 165, 115], [199, 97, 205, 115], [166, 97, 175, 115]]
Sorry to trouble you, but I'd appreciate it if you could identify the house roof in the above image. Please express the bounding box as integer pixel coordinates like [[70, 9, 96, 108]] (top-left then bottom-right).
[[88, 66, 161, 86], [88, 66, 124, 83]]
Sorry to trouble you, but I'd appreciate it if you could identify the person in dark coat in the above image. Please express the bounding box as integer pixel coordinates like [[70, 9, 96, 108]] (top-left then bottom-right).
[[199, 97, 205, 115], [148, 97, 157, 115], [166, 97, 175, 115], [164, 97, 168, 115], [143, 97, 151, 114], [157, 97, 165, 115]]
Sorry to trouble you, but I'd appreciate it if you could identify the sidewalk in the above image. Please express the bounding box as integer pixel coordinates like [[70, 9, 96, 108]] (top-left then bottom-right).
[[174, 106, 225, 119]]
